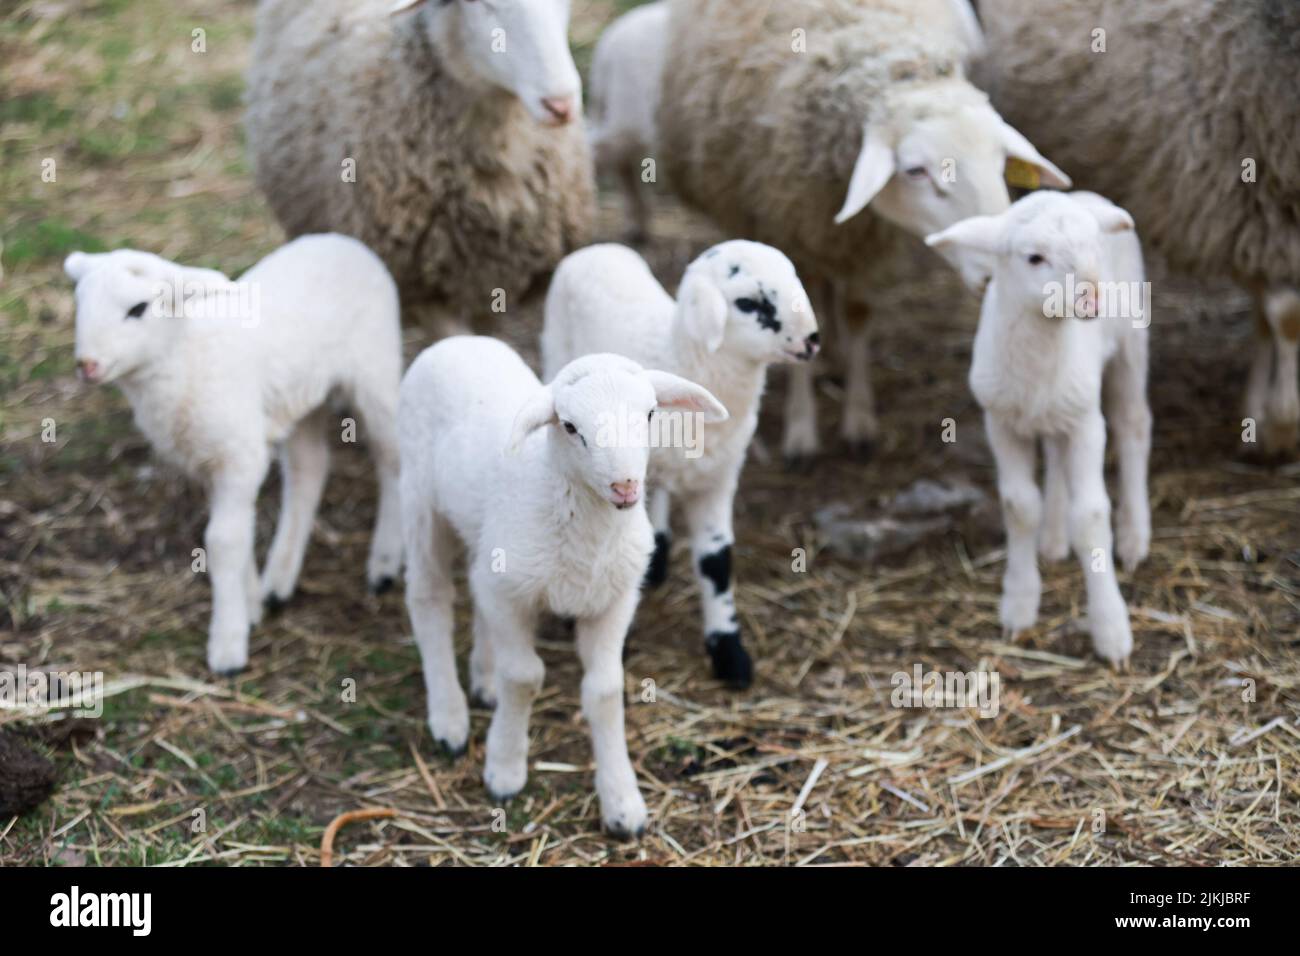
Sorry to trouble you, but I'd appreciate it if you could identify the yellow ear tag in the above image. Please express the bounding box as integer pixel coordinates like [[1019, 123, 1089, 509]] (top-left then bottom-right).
[[1005, 157, 1041, 190]]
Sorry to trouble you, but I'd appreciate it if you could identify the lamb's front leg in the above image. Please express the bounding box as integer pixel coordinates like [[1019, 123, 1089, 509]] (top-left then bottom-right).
[[643, 487, 672, 589], [1066, 413, 1133, 666], [205, 473, 263, 675], [684, 481, 750, 688], [986, 416, 1042, 635], [478, 577, 543, 801], [1039, 436, 1070, 563], [576, 589, 647, 839]]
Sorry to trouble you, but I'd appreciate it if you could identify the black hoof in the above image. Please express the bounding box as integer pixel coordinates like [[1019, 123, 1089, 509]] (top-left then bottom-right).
[[604, 821, 646, 842], [469, 690, 496, 710], [370, 576, 396, 596], [784, 453, 816, 474], [706, 630, 753, 689], [213, 666, 246, 679], [844, 438, 876, 462], [643, 533, 671, 589], [487, 787, 520, 804], [434, 738, 468, 759], [263, 593, 289, 614]]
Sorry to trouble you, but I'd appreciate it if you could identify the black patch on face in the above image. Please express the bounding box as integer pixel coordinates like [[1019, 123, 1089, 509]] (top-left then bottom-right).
[[698, 544, 732, 596], [728, 264, 741, 278], [735, 293, 780, 333]]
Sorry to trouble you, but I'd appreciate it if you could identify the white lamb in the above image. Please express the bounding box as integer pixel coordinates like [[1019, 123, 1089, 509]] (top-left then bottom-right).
[[65, 235, 403, 675], [926, 191, 1152, 666], [587, 1, 669, 244], [399, 336, 726, 837], [541, 241, 819, 688]]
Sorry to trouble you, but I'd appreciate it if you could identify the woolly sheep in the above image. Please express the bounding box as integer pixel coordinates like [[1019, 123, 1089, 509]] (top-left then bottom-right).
[[65, 235, 404, 675], [657, 0, 1070, 463], [399, 336, 726, 837], [588, 1, 670, 244], [927, 191, 1152, 666], [976, 0, 1300, 455], [246, 0, 595, 336], [542, 241, 819, 688]]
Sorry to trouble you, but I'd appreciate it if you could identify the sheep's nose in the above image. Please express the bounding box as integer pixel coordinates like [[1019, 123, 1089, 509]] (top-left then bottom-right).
[[610, 479, 640, 507], [541, 95, 576, 125], [804, 332, 821, 358], [77, 358, 101, 383]]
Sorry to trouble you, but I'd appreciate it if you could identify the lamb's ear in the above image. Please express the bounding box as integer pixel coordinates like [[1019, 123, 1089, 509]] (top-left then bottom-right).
[[64, 252, 96, 282], [676, 266, 728, 353], [507, 385, 558, 456], [389, 0, 427, 14], [645, 370, 729, 424], [835, 124, 895, 225], [1091, 204, 1135, 234], [998, 119, 1072, 190], [924, 215, 1004, 257]]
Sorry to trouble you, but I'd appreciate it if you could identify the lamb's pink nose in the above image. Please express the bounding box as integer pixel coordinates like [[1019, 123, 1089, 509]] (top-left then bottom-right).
[[77, 358, 101, 383], [541, 95, 576, 125], [610, 480, 640, 506]]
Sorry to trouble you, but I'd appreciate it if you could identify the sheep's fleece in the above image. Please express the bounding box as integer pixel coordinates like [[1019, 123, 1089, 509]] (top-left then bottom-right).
[[976, 0, 1300, 289], [245, 0, 595, 320], [658, 0, 988, 278]]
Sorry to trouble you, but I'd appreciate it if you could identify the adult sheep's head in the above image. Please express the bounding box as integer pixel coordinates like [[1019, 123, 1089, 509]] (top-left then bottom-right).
[[393, 0, 582, 126], [834, 84, 1072, 291]]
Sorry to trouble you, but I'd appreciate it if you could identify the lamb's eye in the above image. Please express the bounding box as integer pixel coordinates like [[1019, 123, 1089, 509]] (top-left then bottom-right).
[[647, 409, 654, 423], [734, 298, 759, 313], [1027, 254, 1046, 266], [563, 421, 578, 436], [905, 166, 928, 179], [125, 302, 148, 319]]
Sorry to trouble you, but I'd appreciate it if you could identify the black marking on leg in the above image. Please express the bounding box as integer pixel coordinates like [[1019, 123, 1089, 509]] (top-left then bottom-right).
[[645, 532, 671, 589], [370, 575, 396, 596], [698, 544, 733, 596], [705, 630, 753, 689]]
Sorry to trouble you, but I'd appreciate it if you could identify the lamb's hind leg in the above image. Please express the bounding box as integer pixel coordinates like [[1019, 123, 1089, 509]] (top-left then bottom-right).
[[261, 409, 330, 608], [1105, 334, 1152, 572], [1262, 288, 1300, 456], [838, 285, 880, 459], [353, 381, 403, 592], [1039, 436, 1070, 563]]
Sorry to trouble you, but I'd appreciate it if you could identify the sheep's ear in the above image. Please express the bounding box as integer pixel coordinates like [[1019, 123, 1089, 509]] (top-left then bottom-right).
[[835, 124, 895, 225], [998, 120, 1072, 190], [64, 252, 96, 282], [676, 267, 728, 353], [645, 370, 729, 424], [925, 215, 1004, 256], [945, 0, 986, 58], [389, 0, 427, 14], [507, 386, 557, 456], [1091, 204, 1135, 234]]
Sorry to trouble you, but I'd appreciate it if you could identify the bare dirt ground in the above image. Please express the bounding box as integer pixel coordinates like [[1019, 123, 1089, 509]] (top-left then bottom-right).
[[2, 0, 1297, 866]]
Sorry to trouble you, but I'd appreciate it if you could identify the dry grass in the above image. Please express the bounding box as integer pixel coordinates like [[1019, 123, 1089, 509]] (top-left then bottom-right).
[[2, 0, 1298, 866]]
